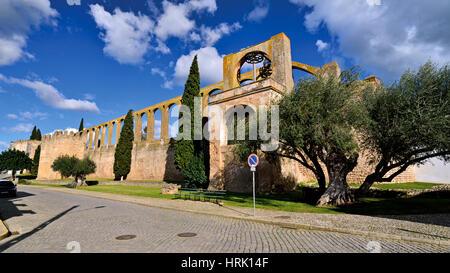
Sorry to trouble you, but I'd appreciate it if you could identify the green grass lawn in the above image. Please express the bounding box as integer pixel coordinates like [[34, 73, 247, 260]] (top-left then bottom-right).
[[26, 183, 450, 216], [301, 181, 441, 190]]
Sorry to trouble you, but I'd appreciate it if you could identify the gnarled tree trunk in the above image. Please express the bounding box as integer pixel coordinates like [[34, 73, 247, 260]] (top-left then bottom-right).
[[317, 152, 358, 207]]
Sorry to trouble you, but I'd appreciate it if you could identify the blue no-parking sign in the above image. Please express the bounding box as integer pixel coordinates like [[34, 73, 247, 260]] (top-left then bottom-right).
[[248, 154, 259, 168], [248, 154, 259, 216]]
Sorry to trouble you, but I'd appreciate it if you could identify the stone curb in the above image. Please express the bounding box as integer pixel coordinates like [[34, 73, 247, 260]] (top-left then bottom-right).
[[23, 185, 450, 247], [0, 219, 9, 241]]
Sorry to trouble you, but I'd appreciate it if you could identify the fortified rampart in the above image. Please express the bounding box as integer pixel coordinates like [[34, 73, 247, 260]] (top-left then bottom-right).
[[9, 139, 41, 159], [10, 33, 414, 193]]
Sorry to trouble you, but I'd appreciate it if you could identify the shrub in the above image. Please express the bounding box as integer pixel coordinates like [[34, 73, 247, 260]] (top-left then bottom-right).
[[51, 155, 96, 186], [51, 155, 77, 179], [183, 154, 208, 189]]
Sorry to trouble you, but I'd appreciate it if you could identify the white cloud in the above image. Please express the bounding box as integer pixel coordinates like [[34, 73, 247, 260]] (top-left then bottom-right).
[[154, 0, 218, 41], [188, 0, 217, 13], [289, 0, 450, 78], [146, 0, 160, 17], [7, 114, 19, 119], [2, 123, 34, 133], [67, 0, 81, 6], [246, 0, 269, 22], [172, 47, 223, 86], [154, 1, 196, 41], [200, 22, 242, 46], [89, 4, 154, 64], [0, 0, 58, 66], [21, 111, 47, 119], [7, 111, 48, 120], [151, 68, 166, 78], [83, 93, 95, 100], [316, 40, 329, 52], [0, 73, 100, 113], [154, 39, 171, 54]]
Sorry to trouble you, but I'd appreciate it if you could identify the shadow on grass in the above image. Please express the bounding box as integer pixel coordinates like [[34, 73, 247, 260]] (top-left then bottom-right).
[[224, 187, 450, 218]]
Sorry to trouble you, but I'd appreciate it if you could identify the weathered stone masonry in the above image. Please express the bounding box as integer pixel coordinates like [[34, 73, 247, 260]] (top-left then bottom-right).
[[10, 33, 414, 193]]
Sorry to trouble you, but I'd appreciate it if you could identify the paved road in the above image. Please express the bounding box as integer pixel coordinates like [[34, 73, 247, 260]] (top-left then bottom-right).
[[0, 186, 448, 253]]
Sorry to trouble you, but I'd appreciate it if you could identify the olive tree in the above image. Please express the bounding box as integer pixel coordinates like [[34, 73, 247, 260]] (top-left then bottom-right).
[[237, 68, 370, 206], [51, 155, 96, 187], [357, 62, 450, 195]]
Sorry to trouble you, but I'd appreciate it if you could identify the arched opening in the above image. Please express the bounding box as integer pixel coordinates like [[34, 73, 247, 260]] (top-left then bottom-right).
[[103, 124, 109, 147], [91, 128, 97, 149], [168, 104, 179, 138], [237, 51, 272, 86], [207, 88, 222, 104], [239, 79, 254, 86], [293, 67, 315, 87], [85, 131, 90, 148], [110, 122, 116, 146], [97, 127, 102, 148], [153, 108, 162, 140], [141, 113, 148, 141]]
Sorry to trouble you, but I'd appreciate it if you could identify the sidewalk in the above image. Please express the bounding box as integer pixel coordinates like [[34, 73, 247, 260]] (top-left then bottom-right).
[[0, 220, 9, 240], [22, 185, 450, 247]]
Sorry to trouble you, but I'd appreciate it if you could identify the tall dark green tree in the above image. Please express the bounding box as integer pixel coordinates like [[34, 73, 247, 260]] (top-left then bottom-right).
[[30, 126, 37, 140], [78, 118, 84, 131], [173, 55, 208, 188], [0, 149, 33, 179], [174, 55, 199, 169], [113, 110, 134, 181], [31, 145, 41, 176], [36, 129, 42, 141]]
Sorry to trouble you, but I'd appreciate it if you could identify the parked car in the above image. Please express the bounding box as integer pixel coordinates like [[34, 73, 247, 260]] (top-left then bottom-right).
[[0, 179, 17, 197]]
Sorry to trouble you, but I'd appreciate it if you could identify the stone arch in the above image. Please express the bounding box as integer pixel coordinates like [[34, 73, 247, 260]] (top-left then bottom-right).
[[110, 121, 117, 146], [237, 51, 272, 85], [153, 108, 162, 140], [168, 103, 179, 138], [207, 88, 222, 104], [140, 112, 148, 141], [292, 61, 320, 76]]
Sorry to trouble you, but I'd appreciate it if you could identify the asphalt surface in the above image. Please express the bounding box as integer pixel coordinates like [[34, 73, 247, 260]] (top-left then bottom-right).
[[0, 186, 448, 253]]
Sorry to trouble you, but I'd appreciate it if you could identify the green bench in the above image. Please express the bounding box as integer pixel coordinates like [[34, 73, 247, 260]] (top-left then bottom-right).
[[175, 188, 226, 205]]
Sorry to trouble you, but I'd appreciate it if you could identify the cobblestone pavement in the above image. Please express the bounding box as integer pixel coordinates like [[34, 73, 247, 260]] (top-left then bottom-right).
[[0, 186, 448, 253], [23, 184, 450, 244]]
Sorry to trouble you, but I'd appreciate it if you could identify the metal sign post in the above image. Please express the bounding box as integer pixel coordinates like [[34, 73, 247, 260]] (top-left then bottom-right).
[[248, 154, 259, 217]]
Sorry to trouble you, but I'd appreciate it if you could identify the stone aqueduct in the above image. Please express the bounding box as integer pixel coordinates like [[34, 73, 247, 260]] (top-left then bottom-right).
[[11, 33, 415, 193]]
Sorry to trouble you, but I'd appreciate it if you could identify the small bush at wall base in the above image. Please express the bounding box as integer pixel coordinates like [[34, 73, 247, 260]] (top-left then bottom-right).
[[183, 154, 208, 189], [16, 174, 37, 180]]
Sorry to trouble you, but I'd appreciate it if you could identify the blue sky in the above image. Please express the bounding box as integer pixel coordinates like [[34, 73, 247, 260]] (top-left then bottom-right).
[[0, 0, 449, 182]]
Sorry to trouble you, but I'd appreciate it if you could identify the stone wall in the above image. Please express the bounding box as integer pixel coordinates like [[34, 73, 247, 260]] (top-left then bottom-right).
[[218, 147, 415, 194], [9, 139, 41, 159], [36, 131, 182, 181]]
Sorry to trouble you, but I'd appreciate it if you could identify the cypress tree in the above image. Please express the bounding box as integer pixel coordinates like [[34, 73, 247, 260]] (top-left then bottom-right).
[[36, 129, 42, 141], [79, 118, 84, 131], [174, 55, 200, 171], [31, 145, 41, 176], [30, 126, 37, 140], [173, 55, 208, 188], [113, 110, 134, 181]]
